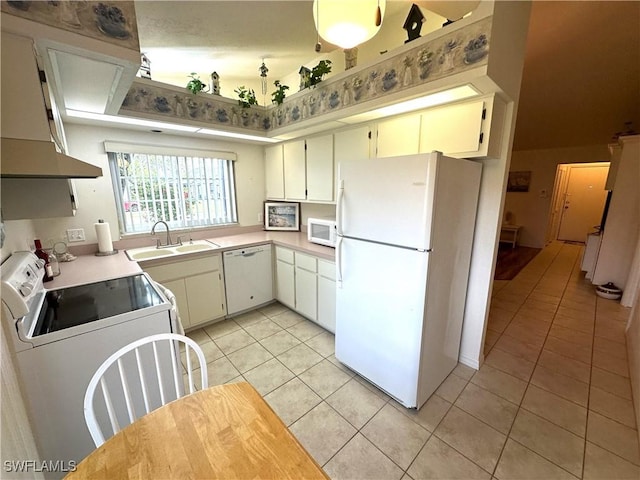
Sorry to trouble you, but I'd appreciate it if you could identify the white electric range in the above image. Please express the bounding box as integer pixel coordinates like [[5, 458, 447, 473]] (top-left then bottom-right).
[[1, 251, 181, 477]]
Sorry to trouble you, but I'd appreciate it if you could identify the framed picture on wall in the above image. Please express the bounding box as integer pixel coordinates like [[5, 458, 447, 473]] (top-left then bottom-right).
[[264, 202, 300, 231], [507, 171, 532, 192]]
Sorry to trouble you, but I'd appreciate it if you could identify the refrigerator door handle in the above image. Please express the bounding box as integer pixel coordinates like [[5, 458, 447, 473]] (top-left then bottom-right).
[[336, 180, 344, 236], [336, 236, 343, 288]]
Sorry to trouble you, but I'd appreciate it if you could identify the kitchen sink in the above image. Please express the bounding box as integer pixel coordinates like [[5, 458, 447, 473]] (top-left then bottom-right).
[[125, 240, 218, 261], [174, 243, 214, 253], [127, 249, 174, 261]]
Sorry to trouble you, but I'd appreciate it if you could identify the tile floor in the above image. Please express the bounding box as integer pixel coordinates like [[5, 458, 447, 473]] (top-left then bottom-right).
[[185, 241, 639, 479]]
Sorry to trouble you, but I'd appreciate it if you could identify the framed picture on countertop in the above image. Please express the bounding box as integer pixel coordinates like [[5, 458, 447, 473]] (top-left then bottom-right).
[[264, 202, 300, 231]]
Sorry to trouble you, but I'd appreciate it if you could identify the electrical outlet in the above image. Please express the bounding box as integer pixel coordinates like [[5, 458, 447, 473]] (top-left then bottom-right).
[[258, 212, 264, 223], [66, 228, 85, 243]]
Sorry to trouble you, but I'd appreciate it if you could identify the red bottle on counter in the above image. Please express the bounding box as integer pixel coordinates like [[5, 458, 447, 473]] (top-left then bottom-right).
[[34, 239, 53, 282]]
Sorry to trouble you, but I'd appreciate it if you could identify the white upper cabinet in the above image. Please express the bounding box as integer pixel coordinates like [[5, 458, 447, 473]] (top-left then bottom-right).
[[375, 114, 421, 158], [1, 32, 51, 142], [267, 134, 336, 203], [419, 95, 506, 158], [265, 144, 284, 200], [305, 134, 334, 202], [283, 140, 306, 201], [334, 125, 372, 164]]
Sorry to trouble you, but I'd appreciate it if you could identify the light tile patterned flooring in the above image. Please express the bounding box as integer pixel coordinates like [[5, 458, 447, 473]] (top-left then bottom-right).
[[185, 241, 639, 479]]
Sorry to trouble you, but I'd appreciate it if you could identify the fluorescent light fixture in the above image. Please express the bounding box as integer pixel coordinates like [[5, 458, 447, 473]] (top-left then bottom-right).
[[341, 85, 479, 124], [67, 110, 199, 132], [67, 109, 280, 143], [197, 128, 280, 143]]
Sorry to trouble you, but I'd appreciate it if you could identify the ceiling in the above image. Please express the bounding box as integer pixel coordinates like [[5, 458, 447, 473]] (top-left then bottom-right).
[[134, 1, 640, 152]]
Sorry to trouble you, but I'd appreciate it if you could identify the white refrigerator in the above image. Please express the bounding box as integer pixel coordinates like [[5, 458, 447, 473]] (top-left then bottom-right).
[[335, 152, 482, 408]]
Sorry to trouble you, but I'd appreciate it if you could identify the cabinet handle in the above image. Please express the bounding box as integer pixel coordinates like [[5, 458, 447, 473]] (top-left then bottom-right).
[[336, 179, 344, 236], [336, 236, 343, 288]]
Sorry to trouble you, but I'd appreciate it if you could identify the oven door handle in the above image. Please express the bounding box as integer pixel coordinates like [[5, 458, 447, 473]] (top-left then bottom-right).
[[152, 281, 184, 335]]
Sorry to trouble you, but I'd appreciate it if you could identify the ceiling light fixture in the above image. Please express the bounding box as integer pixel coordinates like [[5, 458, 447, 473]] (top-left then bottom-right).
[[67, 109, 280, 143], [340, 85, 480, 123], [313, 0, 386, 50], [66, 110, 200, 132], [197, 128, 280, 143]]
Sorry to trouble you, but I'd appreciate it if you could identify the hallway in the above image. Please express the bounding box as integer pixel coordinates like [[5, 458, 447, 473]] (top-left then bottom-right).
[[482, 241, 638, 478]]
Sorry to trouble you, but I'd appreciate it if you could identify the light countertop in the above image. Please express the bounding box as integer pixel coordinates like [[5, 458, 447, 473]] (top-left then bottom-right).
[[46, 231, 335, 290]]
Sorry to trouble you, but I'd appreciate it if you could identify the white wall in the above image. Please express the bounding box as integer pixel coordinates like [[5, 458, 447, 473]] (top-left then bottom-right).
[[626, 267, 640, 436], [30, 124, 266, 249], [592, 136, 640, 290], [505, 144, 610, 248], [459, 1, 531, 369], [0, 220, 36, 263]]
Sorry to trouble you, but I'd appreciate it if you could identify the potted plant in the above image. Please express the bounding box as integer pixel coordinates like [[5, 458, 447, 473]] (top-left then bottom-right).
[[271, 81, 289, 105], [234, 86, 257, 108], [186, 73, 208, 94], [309, 60, 332, 87]]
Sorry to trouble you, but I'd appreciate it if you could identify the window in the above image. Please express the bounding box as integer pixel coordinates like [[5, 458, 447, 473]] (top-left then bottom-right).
[[106, 143, 238, 234]]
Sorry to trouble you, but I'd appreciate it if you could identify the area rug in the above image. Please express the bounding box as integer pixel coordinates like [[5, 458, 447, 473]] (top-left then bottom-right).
[[494, 244, 542, 280]]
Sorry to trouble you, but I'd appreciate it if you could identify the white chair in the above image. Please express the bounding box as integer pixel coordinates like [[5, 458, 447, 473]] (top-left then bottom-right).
[[84, 333, 208, 447]]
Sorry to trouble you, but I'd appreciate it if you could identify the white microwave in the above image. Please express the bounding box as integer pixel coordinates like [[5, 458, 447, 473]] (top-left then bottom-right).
[[307, 217, 337, 248]]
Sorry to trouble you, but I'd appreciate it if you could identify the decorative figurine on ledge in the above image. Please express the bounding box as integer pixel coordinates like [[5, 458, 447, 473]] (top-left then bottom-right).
[[298, 66, 311, 91], [210, 72, 221, 95], [403, 3, 425, 43]]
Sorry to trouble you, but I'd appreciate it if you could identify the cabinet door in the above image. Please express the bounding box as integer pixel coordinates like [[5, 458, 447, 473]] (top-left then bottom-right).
[[295, 266, 317, 321], [419, 99, 484, 156], [283, 140, 306, 200], [265, 144, 285, 200], [276, 259, 295, 309], [161, 278, 191, 329], [334, 125, 372, 164], [317, 260, 336, 333], [306, 134, 334, 202], [376, 114, 421, 158], [185, 271, 226, 326]]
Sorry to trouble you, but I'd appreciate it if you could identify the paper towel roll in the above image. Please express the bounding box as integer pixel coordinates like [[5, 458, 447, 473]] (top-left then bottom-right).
[[95, 221, 114, 253]]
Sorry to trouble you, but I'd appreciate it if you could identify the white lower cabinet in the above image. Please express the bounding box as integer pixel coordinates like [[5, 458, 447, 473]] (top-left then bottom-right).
[[274, 246, 335, 332], [294, 252, 317, 321], [143, 254, 226, 329], [275, 246, 295, 308], [317, 259, 336, 333]]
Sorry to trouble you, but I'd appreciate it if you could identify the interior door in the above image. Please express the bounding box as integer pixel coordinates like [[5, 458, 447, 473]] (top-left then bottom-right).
[[557, 165, 609, 242], [545, 165, 568, 244]]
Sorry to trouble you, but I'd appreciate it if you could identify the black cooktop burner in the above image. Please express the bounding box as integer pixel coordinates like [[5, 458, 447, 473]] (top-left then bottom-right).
[[33, 274, 164, 336]]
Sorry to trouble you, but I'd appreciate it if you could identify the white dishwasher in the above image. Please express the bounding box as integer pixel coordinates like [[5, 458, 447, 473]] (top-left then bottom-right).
[[223, 244, 274, 315]]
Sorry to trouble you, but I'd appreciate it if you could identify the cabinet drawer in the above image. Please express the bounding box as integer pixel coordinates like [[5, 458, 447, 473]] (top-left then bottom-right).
[[275, 246, 294, 264], [318, 259, 336, 280], [144, 254, 220, 282], [295, 252, 317, 272]]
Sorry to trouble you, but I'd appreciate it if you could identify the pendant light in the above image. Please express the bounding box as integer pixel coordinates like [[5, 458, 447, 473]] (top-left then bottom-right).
[[313, 0, 386, 50]]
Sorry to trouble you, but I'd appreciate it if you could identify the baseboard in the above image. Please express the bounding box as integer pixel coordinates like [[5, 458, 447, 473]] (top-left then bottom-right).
[[459, 352, 483, 370]]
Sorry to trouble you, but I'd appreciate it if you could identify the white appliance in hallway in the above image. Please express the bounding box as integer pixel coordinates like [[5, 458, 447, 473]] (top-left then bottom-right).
[[223, 244, 273, 315], [335, 152, 482, 409]]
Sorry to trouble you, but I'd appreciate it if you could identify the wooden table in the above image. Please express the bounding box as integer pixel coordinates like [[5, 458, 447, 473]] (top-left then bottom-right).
[[67, 382, 328, 479]]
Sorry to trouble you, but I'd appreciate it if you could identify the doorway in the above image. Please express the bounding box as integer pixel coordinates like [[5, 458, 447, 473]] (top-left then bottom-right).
[[546, 163, 610, 243]]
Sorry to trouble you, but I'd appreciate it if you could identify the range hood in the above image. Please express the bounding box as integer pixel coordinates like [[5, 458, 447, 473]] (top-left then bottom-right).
[[1, 138, 102, 178]]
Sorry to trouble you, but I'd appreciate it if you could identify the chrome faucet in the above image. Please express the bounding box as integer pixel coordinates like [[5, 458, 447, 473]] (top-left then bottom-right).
[[151, 220, 182, 248]]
